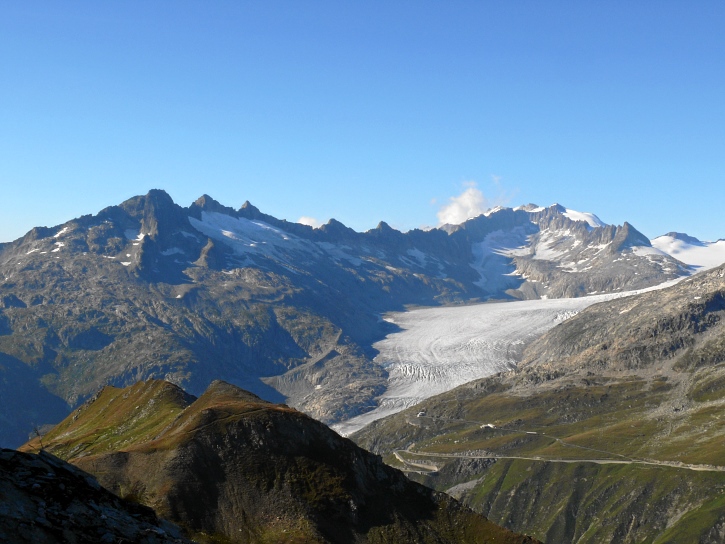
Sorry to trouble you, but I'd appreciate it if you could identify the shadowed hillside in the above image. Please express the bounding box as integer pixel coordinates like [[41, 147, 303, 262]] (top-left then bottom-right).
[[0, 448, 192, 543]]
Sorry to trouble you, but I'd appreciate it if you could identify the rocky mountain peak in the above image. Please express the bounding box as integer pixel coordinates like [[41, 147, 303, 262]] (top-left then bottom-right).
[[517, 203, 543, 212], [20, 226, 55, 244], [610, 221, 651, 253], [319, 217, 357, 241], [374, 220, 394, 232], [239, 200, 262, 216], [116, 189, 186, 241], [197, 379, 265, 404], [191, 194, 236, 217]]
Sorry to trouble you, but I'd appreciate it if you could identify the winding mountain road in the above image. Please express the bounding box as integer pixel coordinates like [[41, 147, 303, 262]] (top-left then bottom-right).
[[392, 420, 725, 474]]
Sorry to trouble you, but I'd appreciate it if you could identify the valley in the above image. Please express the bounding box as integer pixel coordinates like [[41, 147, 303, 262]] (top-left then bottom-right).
[[352, 264, 725, 543]]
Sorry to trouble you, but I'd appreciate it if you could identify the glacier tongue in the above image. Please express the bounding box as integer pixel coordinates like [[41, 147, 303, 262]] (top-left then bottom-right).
[[333, 285, 679, 437]]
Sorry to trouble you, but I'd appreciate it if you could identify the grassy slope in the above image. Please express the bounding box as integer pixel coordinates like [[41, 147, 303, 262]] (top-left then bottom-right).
[[353, 369, 725, 543], [22, 379, 196, 459], [23, 379, 539, 544]]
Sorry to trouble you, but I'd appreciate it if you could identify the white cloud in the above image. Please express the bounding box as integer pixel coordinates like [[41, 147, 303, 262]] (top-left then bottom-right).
[[436, 182, 489, 226], [298, 216, 323, 228]]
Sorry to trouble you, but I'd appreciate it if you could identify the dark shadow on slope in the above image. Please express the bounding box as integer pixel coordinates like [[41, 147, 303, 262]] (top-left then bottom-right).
[[0, 353, 69, 448]]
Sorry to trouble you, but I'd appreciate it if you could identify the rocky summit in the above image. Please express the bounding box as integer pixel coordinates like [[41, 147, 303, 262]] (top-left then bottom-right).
[[0, 448, 191, 544], [0, 191, 690, 446], [21, 379, 539, 544]]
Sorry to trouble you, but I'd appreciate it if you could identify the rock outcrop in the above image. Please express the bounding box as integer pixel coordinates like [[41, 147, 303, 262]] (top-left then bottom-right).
[[0, 448, 191, 544]]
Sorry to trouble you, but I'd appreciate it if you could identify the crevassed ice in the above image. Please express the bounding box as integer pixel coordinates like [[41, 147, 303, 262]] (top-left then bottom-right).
[[333, 281, 681, 436]]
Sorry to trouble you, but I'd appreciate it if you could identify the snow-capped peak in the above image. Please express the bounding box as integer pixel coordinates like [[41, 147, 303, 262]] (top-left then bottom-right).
[[514, 204, 546, 213], [513, 203, 607, 229], [483, 205, 505, 217], [561, 208, 607, 229], [651, 233, 725, 271]]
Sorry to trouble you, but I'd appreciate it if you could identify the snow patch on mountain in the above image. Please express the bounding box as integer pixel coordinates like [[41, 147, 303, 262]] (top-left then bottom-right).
[[515, 205, 545, 213], [483, 206, 505, 216], [652, 234, 725, 271], [530, 229, 571, 261], [632, 246, 669, 258], [562, 208, 607, 228], [179, 231, 200, 240], [404, 248, 428, 267], [509, 204, 606, 229], [470, 228, 528, 290], [315, 242, 362, 266], [124, 229, 145, 241], [189, 211, 320, 264]]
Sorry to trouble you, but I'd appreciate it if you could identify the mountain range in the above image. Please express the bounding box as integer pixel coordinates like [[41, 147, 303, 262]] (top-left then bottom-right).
[[2, 190, 725, 542], [1, 190, 721, 447]]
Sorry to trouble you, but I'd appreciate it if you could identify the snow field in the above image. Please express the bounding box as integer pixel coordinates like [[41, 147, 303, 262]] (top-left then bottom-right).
[[651, 235, 725, 271]]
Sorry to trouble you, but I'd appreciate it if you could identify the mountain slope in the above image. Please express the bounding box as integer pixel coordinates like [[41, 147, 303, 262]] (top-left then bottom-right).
[[22, 379, 539, 544], [0, 448, 191, 543], [352, 264, 725, 543], [0, 191, 689, 446]]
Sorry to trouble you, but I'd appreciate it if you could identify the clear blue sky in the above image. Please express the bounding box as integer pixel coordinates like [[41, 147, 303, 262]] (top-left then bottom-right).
[[1, 1, 724, 243]]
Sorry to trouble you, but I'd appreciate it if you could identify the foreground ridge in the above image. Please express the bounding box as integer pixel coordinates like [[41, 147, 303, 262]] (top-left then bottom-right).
[[22, 379, 540, 544], [0, 447, 191, 543]]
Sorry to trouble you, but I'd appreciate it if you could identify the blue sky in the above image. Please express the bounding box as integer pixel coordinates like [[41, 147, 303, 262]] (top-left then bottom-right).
[[1, 2, 724, 243]]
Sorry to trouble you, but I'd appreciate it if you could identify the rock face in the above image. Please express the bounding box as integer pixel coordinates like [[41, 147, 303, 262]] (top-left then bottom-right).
[[519, 262, 725, 380], [352, 264, 725, 543], [22, 379, 539, 544], [0, 191, 688, 446], [0, 448, 191, 544]]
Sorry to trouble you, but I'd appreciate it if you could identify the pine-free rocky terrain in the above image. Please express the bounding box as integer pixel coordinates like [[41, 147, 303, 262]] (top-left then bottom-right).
[[0, 448, 192, 543]]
